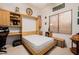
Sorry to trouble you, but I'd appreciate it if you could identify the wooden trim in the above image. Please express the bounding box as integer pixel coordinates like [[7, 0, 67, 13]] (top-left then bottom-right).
[[21, 14, 38, 19], [36, 18, 40, 34], [22, 39, 57, 55], [0, 8, 9, 12], [22, 31, 37, 36]]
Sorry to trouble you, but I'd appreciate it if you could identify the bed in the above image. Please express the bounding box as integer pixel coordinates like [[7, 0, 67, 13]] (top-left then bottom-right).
[[22, 35, 57, 55]]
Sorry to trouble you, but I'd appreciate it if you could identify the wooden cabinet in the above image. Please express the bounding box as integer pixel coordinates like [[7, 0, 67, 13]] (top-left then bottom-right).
[[70, 35, 79, 55], [55, 37, 65, 48], [10, 12, 21, 27], [0, 10, 10, 26]]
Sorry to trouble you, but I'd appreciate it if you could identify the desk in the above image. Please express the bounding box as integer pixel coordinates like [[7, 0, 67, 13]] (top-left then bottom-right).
[[9, 32, 21, 36], [70, 35, 79, 55]]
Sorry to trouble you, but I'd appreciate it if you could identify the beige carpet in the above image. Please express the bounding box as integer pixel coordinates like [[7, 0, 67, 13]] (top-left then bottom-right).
[[0, 45, 74, 55], [47, 47, 74, 55], [0, 45, 30, 55]]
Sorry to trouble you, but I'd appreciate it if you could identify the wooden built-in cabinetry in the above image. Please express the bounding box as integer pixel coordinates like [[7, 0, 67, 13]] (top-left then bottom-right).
[[10, 12, 21, 28], [0, 9, 22, 36], [0, 9, 10, 26], [9, 12, 22, 36], [0, 8, 39, 36]]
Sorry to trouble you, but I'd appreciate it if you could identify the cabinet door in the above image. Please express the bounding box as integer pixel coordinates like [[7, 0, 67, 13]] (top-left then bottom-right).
[[0, 10, 10, 26], [0, 10, 3, 25], [49, 15, 59, 33], [59, 10, 72, 34]]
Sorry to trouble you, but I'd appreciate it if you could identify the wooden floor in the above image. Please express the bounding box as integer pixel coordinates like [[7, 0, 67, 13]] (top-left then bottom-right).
[[0, 45, 74, 55]]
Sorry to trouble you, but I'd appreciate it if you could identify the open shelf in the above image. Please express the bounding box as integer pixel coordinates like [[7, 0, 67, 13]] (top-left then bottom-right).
[[9, 25, 21, 28], [9, 12, 22, 36], [10, 12, 21, 28]]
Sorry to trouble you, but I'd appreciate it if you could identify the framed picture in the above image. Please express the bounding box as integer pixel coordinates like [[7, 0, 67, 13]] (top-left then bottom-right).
[[15, 7, 19, 13], [26, 8, 33, 16]]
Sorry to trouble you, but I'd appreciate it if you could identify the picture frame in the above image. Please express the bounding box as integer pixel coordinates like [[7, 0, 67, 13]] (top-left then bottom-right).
[[26, 8, 33, 16], [15, 7, 19, 13]]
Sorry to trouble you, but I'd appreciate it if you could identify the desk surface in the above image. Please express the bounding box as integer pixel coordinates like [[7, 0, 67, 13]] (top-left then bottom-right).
[[9, 32, 21, 36]]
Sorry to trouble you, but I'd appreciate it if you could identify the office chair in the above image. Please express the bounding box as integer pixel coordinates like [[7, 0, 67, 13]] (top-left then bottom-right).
[[0, 25, 9, 53]]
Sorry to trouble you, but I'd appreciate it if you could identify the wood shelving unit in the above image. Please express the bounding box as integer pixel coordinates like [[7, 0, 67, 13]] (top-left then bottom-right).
[[10, 12, 21, 27], [10, 25, 21, 28], [9, 12, 38, 36], [0, 8, 39, 36], [9, 12, 22, 35]]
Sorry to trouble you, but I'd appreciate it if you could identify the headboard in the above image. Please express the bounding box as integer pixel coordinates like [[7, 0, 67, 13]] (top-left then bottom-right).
[[21, 15, 40, 36]]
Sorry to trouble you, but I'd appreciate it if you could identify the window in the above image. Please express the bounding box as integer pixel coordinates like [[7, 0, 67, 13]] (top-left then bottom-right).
[[49, 14, 59, 33], [49, 10, 72, 34]]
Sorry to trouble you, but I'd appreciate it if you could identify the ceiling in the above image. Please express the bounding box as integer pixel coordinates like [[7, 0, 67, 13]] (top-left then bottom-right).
[[27, 3, 59, 9]]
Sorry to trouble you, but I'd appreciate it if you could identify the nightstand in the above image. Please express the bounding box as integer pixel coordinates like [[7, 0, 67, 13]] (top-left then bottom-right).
[[45, 32, 52, 37], [54, 37, 65, 48], [39, 31, 42, 35]]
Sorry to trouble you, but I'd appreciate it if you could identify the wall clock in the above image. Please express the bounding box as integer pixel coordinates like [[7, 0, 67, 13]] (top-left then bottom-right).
[[26, 8, 33, 16]]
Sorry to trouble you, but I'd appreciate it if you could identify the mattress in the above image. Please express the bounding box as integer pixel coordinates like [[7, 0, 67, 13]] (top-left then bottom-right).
[[22, 35, 54, 52]]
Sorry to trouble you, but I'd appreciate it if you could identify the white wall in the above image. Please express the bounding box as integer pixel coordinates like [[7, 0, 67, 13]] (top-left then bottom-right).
[[40, 3, 79, 47], [0, 3, 39, 16]]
